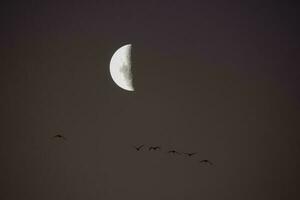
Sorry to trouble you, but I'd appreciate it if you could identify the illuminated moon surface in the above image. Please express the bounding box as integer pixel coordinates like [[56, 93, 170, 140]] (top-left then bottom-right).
[[109, 44, 134, 91]]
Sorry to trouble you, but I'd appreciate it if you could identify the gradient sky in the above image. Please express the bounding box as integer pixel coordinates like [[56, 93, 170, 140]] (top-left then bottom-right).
[[1, 1, 300, 200]]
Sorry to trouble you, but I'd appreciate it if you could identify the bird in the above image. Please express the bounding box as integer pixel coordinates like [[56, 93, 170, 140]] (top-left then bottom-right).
[[149, 146, 161, 151], [199, 160, 213, 165], [167, 150, 181, 155], [183, 152, 197, 157], [53, 134, 66, 140], [133, 145, 144, 151]]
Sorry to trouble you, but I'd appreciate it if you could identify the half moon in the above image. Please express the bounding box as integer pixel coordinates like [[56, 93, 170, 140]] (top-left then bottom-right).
[[109, 44, 134, 91]]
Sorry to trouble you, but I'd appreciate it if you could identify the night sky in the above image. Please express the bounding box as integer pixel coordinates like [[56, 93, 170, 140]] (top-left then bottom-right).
[[1, 1, 300, 199]]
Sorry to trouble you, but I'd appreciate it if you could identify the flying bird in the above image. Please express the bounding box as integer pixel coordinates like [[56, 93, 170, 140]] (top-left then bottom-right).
[[183, 152, 197, 157], [149, 146, 161, 151], [53, 134, 66, 140], [168, 150, 181, 155], [133, 145, 144, 151], [199, 160, 213, 165]]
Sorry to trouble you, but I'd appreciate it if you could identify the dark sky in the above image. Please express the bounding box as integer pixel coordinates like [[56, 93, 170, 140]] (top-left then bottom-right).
[[1, 1, 300, 199]]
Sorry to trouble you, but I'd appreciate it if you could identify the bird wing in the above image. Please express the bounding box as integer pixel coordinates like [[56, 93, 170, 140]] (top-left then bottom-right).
[[200, 160, 213, 164], [53, 135, 66, 140]]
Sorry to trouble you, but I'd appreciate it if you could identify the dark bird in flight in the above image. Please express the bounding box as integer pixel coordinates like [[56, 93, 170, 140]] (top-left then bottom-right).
[[133, 145, 144, 151], [168, 150, 181, 155], [53, 134, 66, 140], [149, 146, 161, 151], [199, 160, 213, 165], [183, 152, 197, 157]]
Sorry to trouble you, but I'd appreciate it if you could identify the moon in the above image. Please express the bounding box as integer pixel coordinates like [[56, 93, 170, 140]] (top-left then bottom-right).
[[109, 44, 134, 91]]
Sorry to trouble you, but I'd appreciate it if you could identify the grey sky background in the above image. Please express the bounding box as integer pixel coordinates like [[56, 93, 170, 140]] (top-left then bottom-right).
[[1, 1, 299, 199]]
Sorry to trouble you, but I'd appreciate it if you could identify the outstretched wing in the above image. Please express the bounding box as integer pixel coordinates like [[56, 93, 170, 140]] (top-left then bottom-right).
[[184, 152, 197, 156], [53, 134, 66, 140], [200, 160, 213, 165]]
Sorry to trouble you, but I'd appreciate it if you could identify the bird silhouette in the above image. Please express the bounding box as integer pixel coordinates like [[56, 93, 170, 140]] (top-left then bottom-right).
[[53, 134, 66, 140], [199, 160, 213, 165], [149, 146, 161, 151], [133, 145, 144, 151], [168, 150, 181, 155], [183, 152, 197, 157]]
